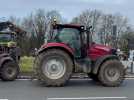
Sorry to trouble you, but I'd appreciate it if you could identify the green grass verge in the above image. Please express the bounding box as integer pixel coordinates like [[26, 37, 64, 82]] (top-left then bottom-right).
[[19, 56, 35, 73]]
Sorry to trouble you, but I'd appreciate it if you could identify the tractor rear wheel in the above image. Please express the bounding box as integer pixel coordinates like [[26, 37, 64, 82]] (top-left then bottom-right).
[[98, 60, 125, 87], [1, 61, 19, 81], [36, 49, 73, 86]]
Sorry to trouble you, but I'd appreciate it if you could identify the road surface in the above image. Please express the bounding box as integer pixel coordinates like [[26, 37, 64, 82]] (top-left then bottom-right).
[[0, 78, 133, 100]]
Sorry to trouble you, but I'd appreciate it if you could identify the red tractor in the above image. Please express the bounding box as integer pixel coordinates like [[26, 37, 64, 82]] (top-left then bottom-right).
[[34, 22, 125, 87]]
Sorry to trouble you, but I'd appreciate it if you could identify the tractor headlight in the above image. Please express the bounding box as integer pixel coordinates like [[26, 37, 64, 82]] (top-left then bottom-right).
[[8, 42, 16, 47]]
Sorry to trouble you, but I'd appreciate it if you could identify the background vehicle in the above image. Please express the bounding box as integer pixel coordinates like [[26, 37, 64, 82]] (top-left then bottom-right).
[[0, 31, 20, 62], [0, 21, 25, 62], [34, 21, 125, 87], [0, 21, 26, 81]]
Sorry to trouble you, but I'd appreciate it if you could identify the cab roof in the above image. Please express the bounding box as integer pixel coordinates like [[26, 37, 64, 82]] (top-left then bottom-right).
[[53, 24, 85, 30], [0, 21, 26, 36]]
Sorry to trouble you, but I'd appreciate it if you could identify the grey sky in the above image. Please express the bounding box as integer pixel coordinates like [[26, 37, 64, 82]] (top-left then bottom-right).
[[0, 0, 134, 24]]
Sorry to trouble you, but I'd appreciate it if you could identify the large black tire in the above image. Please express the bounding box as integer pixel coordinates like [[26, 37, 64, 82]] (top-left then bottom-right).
[[0, 61, 19, 81], [98, 60, 125, 87], [35, 49, 73, 87]]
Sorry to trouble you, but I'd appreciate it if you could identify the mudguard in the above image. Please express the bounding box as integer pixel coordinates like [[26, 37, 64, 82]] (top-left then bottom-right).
[[0, 53, 10, 58], [38, 42, 74, 58], [92, 55, 119, 74]]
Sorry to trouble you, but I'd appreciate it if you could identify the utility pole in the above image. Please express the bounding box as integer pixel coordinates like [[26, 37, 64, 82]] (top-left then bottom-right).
[[112, 25, 117, 48]]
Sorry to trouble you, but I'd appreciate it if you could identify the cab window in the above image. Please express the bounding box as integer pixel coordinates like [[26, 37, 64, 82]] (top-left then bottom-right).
[[54, 28, 81, 57]]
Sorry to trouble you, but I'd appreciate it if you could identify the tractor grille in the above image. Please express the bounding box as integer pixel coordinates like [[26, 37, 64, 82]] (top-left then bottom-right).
[[0, 46, 9, 54]]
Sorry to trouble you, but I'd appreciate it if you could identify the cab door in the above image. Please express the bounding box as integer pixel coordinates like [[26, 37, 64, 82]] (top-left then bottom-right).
[[55, 28, 81, 58]]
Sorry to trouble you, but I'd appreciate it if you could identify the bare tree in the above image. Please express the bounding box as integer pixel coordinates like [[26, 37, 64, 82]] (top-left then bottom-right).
[[113, 13, 128, 36], [72, 9, 101, 33], [72, 10, 129, 48], [99, 14, 114, 45], [99, 13, 129, 46], [8, 9, 63, 55]]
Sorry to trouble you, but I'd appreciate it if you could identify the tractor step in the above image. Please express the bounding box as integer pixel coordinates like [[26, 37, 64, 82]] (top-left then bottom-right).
[[75, 58, 91, 73]]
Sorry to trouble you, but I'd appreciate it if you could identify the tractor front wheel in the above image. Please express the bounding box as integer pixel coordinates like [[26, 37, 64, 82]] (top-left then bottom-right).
[[36, 49, 73, 87], [1, 61, 19, 81], [98, 60, 125, 87]]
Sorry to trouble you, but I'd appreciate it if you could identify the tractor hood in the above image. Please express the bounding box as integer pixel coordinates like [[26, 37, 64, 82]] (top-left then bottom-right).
[[89, 43, 115, 60], [91, 43, 112, 52]]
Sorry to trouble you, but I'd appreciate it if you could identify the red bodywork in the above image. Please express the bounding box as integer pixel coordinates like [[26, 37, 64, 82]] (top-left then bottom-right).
[[41, 42, 74, 54], [88, 43, 112, 60], [41, 42, 112, 61]]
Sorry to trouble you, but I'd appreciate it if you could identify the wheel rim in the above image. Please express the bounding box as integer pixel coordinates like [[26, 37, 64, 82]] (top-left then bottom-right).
[[5, 67, 16, 78], [105, 67, 120, 82], [42, 57, 66, 79]]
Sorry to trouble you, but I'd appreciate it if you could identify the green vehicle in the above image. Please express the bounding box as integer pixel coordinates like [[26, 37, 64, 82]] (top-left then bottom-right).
[[0, 32, 16, 47], [0, 31, 20, 62], [0, 31, 20, 81], [0, 21, 25, 81]]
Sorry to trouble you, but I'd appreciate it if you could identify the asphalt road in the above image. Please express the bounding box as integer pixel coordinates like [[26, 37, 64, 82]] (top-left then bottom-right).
[[0, 78, 134, 100]]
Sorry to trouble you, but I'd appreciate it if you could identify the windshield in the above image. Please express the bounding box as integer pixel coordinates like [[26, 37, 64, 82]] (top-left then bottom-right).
[[45, 28, 80, 42], [54, 28, 79, 42], [0, 33, 13, 42]]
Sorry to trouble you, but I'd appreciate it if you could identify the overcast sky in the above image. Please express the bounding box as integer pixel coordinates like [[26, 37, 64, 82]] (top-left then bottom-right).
[[0, 0, 134, 25]]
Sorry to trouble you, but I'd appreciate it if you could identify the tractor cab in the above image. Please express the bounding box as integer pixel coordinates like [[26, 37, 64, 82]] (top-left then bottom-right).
[[46, 23, 92, 58]]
